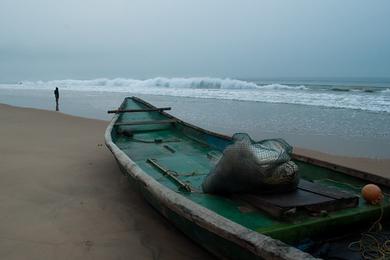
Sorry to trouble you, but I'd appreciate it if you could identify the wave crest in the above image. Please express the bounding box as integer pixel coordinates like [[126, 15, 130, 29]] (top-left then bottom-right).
[[19, 77, 310, 91]]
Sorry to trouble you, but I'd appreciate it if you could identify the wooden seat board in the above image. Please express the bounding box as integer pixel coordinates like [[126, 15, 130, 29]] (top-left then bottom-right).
[[236, 179, 359, 218]]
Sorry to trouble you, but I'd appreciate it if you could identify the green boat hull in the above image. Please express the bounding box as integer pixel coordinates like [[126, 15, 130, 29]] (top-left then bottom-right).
[[105, 97, 390, 259]]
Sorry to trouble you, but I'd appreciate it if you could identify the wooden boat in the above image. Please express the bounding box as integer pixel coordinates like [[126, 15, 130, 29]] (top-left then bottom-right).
[[105, 97, 390, 259]]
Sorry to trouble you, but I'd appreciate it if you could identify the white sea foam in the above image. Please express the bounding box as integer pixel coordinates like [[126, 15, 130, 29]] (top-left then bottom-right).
[[20, 77, 261, 90], [13, 77, 313, 92], [256, 84, 309, 90], [1, 77, 389, 113]]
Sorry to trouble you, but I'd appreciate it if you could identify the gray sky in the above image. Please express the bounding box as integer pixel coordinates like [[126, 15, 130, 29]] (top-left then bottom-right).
[[0, 0, 389, 82]]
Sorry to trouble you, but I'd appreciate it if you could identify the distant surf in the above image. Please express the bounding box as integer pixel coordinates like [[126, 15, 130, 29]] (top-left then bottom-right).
[[1, 77, 389, 113]]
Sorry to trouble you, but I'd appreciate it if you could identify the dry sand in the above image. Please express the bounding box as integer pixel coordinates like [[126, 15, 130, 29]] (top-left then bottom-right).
[[0, 104, 212, 260], [0, 104, 389, 260]]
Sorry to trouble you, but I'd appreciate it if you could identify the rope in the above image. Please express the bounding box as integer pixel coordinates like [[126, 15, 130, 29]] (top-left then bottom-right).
[[316, 178, 390, 259], [348, 206, 390, 260]]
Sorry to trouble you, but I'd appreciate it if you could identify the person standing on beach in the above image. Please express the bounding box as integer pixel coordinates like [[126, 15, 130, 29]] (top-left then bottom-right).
[[54, 87, 59, 111]]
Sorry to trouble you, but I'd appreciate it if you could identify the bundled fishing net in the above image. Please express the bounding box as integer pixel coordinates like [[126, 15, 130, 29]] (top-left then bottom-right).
[[202, 133, 299, 194]]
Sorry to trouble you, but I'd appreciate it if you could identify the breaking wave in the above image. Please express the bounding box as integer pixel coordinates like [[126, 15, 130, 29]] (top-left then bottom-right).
[[2, 77, 390, 113], [19, 77, 306, 91]]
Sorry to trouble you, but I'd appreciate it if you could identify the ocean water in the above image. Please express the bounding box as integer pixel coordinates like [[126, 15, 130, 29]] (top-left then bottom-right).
[[0, 77, 389, 158], [3, 77, 390, 113]]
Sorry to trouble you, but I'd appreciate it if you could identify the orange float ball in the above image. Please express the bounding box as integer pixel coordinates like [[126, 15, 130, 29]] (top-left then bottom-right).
[[361, 184, 383, 205]]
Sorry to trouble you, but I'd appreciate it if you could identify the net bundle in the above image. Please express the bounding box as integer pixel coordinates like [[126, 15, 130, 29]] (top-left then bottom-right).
[[202, 133, 299, 194]]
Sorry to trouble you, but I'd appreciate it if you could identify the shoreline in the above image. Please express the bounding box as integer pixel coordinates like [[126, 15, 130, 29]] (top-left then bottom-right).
[[1, 89, 389, 159], [2, 102, 389, 176]]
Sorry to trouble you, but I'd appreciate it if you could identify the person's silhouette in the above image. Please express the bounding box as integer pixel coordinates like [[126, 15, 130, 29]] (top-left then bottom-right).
[[54, 87, 59, 111]]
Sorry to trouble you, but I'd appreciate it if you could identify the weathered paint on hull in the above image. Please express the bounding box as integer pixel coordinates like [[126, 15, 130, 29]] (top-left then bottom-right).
[[118, 165, 261, 260]]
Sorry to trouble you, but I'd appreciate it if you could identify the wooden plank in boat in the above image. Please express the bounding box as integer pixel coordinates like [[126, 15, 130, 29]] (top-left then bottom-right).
[[236, 180, 359, 218], [108, 107, 171, 114], [297, 180, 356, 200], [115, 119, 177, 126]]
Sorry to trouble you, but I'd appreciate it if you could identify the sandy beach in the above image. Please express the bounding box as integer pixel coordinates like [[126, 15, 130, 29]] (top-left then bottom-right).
[[0, 104, 212, 260], [0, 103, 389, 260]]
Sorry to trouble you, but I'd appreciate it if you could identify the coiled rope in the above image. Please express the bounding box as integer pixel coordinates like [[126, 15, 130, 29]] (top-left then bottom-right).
[[317, 178, 390, 259], [348, 206, 390, 259]]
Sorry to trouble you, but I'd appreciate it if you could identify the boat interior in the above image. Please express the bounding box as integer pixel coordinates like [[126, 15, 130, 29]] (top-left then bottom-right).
[[110, 97, 390, 250]]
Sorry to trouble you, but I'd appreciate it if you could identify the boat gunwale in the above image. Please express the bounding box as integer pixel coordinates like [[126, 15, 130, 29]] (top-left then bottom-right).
[[105, 97, 316, 260]]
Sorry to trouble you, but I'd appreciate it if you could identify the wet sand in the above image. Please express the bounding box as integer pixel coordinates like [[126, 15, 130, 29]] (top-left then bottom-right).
[[294, 147, 389, 178], [0, 103, 389, 259]]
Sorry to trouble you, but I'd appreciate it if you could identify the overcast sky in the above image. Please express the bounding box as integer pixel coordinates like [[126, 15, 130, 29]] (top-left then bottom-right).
[[0, 0, 389, 82]]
